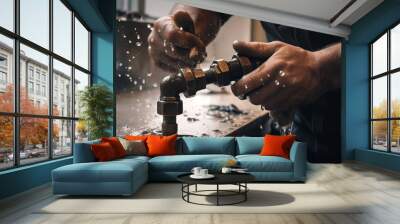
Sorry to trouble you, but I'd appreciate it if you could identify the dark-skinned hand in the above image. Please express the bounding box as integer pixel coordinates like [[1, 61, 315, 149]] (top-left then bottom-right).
[[231, 40, 341, 111]]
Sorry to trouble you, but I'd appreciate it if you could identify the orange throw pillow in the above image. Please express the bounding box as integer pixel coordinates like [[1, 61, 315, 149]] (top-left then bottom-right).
[[259, 135, 296, 159], [146, 134, 177, 157], [101, 137, 127, 158], [91, 142, 117, 161], [124, 135, 148, 141]]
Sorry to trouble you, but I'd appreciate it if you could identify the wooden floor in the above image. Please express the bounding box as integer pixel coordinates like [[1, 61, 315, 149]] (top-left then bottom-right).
[[1, 162, 400, 224]]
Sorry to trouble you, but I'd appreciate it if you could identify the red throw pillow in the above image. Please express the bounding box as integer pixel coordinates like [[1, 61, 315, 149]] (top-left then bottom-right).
[[101, 137, 126, 158], [259, 135, 296, 159], [146, 134, 177, 157], [91, 142, 117, 161], [124, 135, 148, 141]]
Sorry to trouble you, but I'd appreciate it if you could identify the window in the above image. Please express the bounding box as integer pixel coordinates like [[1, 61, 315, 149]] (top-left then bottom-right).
[[370, 23, 400, 154], [28, 81, 34, 94], [35, 83, 40, 95], [0, 71, 6, 85], [28, 67, 34, 80], [74, 18, 90, 70], [0, 0, 91, 170], [0, 0, 14, 32], [53, 59, 72, 117], [0, 34, 13, 113], [42, 85, 46, 97], [20, 0, 49, 48]]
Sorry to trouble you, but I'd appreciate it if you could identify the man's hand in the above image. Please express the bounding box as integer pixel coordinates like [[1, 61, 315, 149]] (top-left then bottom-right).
[[148, 5, 227, 73], [231, 41, 341, 111]]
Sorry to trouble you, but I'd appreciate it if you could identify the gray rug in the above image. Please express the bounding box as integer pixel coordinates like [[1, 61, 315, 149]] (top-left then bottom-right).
[[38, 183, 362, 214]]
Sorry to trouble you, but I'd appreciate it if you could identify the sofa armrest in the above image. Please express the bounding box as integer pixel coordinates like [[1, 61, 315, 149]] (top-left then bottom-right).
[[289, 141, 307, 181], [73, 140, 100, 163]]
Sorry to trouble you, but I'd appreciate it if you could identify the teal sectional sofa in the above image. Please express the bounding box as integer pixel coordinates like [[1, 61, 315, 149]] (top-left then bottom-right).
[[52, 137, 307, 196]]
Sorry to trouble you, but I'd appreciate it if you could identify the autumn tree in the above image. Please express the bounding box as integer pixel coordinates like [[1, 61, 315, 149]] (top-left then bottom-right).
[[372, 99, 400, 144], [0, 84, 59, 153]]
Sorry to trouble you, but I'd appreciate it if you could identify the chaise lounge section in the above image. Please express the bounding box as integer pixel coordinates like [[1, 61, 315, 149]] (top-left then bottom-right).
[[52, 137, 307, 196]]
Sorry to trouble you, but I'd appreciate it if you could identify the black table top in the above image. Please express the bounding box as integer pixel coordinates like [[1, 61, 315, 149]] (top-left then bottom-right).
[[177, 172, 255, 185]]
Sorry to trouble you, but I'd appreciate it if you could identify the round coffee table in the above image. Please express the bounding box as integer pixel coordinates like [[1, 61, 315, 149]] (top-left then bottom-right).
[[177, 173, 255, 206]]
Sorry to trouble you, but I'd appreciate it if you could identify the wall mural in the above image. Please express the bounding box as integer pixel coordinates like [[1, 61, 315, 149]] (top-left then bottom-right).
[[115, 1, 342, 163]]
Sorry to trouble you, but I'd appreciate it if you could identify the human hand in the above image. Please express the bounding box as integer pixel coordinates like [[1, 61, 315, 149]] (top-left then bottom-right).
[[231, 40, 329, 111], [147, 11, 207, 73]]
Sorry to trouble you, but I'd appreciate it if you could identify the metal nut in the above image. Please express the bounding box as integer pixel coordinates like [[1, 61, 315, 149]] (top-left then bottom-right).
[[214, 59, 231, 86], [180, 68, 197, 97], [192, 68, 206, 90], [237, 56, 252, 74]]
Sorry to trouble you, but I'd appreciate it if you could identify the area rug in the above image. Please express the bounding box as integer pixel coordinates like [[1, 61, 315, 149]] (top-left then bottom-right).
[[38, 183, 362, 214]]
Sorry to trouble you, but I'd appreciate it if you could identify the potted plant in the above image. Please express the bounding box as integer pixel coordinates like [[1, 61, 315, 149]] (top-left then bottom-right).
[[79, 84, 113, 140]]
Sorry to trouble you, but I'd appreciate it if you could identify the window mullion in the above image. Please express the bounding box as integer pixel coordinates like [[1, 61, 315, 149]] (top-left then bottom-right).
[[388, 30, 391, 152], [48, 0, 54, 160], [71, 10, 76, 155]]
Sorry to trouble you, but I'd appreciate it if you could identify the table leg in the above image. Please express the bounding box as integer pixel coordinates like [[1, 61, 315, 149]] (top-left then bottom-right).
[[217, 184, 219, 206], [245, 183, 247, 201]]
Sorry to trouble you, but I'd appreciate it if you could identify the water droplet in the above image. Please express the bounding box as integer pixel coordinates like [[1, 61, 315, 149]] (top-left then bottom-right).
[[150, 37, 154, 43], [179, 27, 183, 31], [128, 59, 131, 62], [134, 80, 137, 85], [119, 63, 123, 67], [122, 34, 127, 38], [147, 73, 152, 77], [170, 45, 175, 52], [274, 80, 280, 86], [267, 74, 271, 78], [157, 29, 161, 33], [134, 27, 137, 31], [260, 125, 263, 130], [132, 55, 135, 59], [142, 79, 146, 84], [148, 46, 152, 51], [282, 84, 286, 88], [244, 84, 248, 90], [128, 66, 132, 70], [126, 50, 130, 54], [128, 40, 132, 44], [163, 40, 167, 47], [137, 34, 140, 40], [164, 49, 168, 54], [139, 85, 143, 91], [147, 24, 152, 29], [279, 70, 286, 77], [152, 83, 158, 88], [135, 42, 142, 47], [117, 74, 121, 77]]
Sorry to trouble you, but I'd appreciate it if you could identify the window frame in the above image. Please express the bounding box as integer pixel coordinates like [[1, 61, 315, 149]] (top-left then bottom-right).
[[370, 20, 400, 154], [0, 0, 92, 171]]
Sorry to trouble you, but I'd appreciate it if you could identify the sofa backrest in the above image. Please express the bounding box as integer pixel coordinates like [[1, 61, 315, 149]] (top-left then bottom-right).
[[73, 139, 100, 163], [179, 137, 236, 155], [235, 137, 263, 155]]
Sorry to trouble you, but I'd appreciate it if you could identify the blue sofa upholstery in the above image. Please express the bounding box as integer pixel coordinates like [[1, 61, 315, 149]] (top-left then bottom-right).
[[148, 154, 235, 181], [52, 136, 307, 196]]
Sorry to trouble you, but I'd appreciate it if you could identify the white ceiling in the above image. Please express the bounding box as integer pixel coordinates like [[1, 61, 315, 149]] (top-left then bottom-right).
[[171, 0, 384, 38], [225, 0, 352, 22]]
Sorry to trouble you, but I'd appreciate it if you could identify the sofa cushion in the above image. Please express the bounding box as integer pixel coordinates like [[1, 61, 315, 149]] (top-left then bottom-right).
[[236, 155, 293, 172], [235, 137, 263, 155], [53, 158, 148, 183], [91, 142, 118, 161], [180, 137, 235, 155], [147, 134, 177, 157], [149, 154, 235, 172]]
